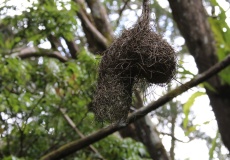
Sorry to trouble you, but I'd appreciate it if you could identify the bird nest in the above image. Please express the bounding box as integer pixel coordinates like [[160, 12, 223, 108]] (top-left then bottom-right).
[[92, 0, 177, 123]]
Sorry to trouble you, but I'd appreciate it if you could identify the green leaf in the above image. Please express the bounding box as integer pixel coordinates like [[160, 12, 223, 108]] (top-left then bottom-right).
[[209, 0, 230, 85], [184, 125, 197, 136], [201, 82, 217, 93], [183, 91, 205, 129], [209, 131, 219, 160]]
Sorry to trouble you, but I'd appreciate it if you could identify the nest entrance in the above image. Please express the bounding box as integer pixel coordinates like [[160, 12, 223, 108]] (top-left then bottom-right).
[[92, 0, 176, 123]]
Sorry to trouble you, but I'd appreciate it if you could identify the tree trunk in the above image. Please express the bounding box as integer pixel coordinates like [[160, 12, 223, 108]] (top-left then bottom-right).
[[135, 116, 171, 160], [120, 116, 170, 160], [168, 0, 230, 152], [120, 91, 170, 160]]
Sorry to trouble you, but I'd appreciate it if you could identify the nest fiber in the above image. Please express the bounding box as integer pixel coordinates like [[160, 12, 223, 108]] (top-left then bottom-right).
[[92, 0, 176, 123], [92, 74, 133, 123]]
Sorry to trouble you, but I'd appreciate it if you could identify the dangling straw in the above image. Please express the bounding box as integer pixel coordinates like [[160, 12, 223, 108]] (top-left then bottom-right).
[[137, 0, 150, 29], [142, 0, 150, 20]]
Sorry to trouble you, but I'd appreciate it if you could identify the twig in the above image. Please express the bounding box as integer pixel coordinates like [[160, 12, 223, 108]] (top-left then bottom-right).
[[116, 0, 131, 27], [41, 54, 230, 160], [59, 108, 106, 160], [160, 132, 194, 143], [142, 0, 150, 19], [64, 39, 79, 59]]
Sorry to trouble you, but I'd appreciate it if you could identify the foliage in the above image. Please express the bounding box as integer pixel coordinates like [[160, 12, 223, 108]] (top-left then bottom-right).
[[209, 0, 230, 85], [0, 0, 78, 51], [91, 137, 149, 160], [183, 91, 205, 130], [0, 49, 148, 159]]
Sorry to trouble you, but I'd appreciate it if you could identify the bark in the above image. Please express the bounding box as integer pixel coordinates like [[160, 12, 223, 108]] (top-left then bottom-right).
[[134, 116, 170, 160], [85, 0, 113, 43], [169, 114, 176, 160], [119, 124, 139, 141], [64, 39, 79, 59], [133, 91, 170, 160], [15, 47, 68, 62], [73, 0, 109, 53], [168, 0, 230, 152], [121, 91, 170, 160], [47, 35, 62, 51], [41, 55, 230, 159]]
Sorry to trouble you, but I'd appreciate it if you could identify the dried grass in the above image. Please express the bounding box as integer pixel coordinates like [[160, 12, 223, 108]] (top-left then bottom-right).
[[92, 1, 176, 123]]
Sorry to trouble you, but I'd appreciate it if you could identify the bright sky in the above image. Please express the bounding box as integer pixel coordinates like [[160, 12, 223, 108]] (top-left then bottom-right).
[[1, 0, 229, 159]]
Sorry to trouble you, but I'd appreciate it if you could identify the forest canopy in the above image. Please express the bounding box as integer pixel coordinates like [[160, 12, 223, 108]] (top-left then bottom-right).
[[0, 0, 230, 160]]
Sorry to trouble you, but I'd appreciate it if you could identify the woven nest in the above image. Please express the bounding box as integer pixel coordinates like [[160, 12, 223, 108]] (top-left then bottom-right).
[[92, 0, 176, 123], [92, 74, 133, 123]]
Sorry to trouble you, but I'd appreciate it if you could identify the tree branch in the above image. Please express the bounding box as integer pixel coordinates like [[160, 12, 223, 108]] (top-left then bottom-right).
[[64, 39, 79, 59], [132, 90, 170, 159], [41, 55, 230, 160], [14, 47, 68, 62], [59, 108, 105, 160], [160, 132, 193, 143], [116, 0, 130, 27], [85, 0, 113, 42], [73, 0, 109, 50]]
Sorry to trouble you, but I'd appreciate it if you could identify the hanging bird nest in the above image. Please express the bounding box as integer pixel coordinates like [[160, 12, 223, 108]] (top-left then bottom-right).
[[92, 74, 133, 123], [92, 0, 177, 123]]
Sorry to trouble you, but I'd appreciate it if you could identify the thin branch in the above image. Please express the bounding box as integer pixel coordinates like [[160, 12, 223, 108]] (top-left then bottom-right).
[[59, 108, 106, 160], [64, 39, 79, 59], [142, 0, 150, 19], [160, 132, 193, 143], [41, 55, 230, 160], [116, 0, 130, 27], [85, 0, 113, 41], [74, 0, 109, 49], [24, 90, 46, 127], [14, 47, 68, 62]]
